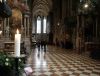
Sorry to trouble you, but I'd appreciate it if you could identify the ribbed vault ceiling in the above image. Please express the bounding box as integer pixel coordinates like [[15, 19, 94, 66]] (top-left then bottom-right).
[[32, 0, 52, 17]]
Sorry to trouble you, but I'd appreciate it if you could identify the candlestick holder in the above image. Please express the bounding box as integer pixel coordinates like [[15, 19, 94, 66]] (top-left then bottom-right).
[[15, 57, 19, 76], [11, 54, 26, 76]]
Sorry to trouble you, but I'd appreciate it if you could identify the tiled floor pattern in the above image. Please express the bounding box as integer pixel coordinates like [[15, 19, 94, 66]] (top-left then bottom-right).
[[26, 46, 100, 76]]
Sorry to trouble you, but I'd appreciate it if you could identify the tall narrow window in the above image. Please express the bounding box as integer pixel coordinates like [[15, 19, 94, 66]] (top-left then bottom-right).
[[43, 17, 46, 33], [37, 16, 41, 33]]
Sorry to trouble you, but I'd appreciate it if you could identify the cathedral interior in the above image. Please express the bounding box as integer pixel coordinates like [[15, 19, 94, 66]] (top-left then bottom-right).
[[0, 0, 100, 76]]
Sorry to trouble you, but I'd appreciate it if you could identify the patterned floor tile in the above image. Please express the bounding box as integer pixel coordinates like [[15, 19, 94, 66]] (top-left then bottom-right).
[[25, 45, 100, 76]]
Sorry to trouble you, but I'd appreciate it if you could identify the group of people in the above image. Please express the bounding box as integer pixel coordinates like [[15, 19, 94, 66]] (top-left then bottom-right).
[[37, 40, 47, 53]]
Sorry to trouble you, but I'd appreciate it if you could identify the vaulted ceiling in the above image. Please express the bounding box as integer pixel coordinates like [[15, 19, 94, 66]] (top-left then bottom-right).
[[7, 0, 52, 17], [32, 0, 52, 17]]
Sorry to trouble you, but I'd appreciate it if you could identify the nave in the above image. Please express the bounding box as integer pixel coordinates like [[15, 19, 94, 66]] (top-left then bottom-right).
[[25, 45, 100, 76]]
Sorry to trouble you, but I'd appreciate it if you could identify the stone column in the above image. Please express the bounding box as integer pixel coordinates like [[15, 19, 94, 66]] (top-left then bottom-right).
[[96, 17, 98, 39], [4, 18, 7, 37], [21, 15, 23, 36], [2, 20, 4, 37], [46, 16, 49, 34], [26, 17, 28, 37], [35, 17, 37, 41], [41, 16, 43, 34], [6, 18, 10, 38], [81, 15, 85, 52], [32, 18, 36, 34], [76, 15, 80, 53], [41, 16, 43, 41], [27, 17, 30, 37], [24, 17, 27, 38], [21, 14, 23, 30]]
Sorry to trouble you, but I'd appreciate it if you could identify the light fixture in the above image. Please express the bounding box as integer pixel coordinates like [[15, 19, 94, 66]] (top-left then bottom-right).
[[0, 0, 6, 2], [84, 3, 89, 8], [0, 0, 2, 2], [57, 22, 60, 26], [0, 30, 2, 34]]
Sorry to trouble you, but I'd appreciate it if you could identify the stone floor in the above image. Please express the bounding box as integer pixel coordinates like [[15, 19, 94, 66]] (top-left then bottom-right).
[[25, 45, 100, 76]]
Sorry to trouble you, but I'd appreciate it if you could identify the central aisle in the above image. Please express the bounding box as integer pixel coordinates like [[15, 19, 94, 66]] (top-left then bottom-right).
[[26, 45, 100, 76]]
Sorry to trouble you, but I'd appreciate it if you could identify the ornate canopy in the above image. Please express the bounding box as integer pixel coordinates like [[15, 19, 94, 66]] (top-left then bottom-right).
[[32, 0, 52, 17]]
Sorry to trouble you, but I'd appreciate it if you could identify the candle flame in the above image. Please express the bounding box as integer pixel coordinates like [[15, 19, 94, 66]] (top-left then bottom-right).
[[17, 29, 19, 34]]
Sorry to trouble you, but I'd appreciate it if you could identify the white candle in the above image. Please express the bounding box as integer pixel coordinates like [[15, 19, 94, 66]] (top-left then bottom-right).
[[14, 29, 21, 57]]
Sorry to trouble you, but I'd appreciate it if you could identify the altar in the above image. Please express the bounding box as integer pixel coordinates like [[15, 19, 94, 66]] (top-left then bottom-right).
[[4, 41, 14, 53]]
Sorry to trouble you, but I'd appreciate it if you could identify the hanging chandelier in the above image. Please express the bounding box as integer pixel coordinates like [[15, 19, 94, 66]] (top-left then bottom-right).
[[78, 0, 96, 15]]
